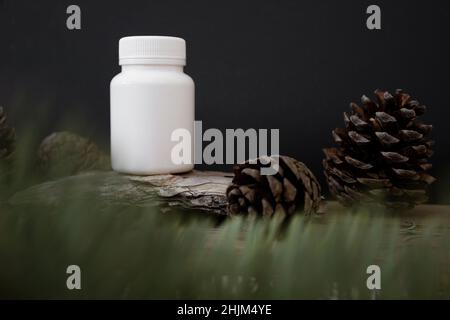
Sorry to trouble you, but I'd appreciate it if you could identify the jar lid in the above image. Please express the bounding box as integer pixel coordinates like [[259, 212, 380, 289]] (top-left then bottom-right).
[[119, 36, 186, 66]]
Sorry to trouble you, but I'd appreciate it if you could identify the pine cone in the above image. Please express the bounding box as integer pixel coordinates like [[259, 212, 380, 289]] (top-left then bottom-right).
[[227, 156, 321, 216], [38, 131, 110, 177], [323, 89, 436, 209], [0, 106, 15, 160]]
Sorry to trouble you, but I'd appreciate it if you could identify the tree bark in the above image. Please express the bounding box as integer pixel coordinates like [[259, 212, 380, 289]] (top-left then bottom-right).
[[8, 170, 450, 218], [9, 170, 234, 214]]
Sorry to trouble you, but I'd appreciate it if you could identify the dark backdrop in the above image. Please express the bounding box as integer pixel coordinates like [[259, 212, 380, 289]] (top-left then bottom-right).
[[1, 0, 450, 200]]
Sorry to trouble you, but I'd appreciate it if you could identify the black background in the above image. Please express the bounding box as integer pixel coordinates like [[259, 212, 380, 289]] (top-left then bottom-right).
[[1, 0, 450, 200]]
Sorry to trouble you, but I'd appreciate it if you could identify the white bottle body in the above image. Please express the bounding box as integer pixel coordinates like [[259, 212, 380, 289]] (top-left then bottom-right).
[[110, 64, 194, 175]]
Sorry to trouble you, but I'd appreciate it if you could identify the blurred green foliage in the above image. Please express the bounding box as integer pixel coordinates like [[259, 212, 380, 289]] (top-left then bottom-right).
[[0, 199, 449, 299], [0, 116, 449, 300]]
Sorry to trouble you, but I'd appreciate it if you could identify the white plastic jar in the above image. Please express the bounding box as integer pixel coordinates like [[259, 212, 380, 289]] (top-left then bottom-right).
[[110, 36, 195, 175]]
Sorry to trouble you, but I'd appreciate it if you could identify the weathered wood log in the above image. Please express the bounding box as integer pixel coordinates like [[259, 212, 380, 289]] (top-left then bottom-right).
[[8, 169, 450, 218], [9, 170, 234, 214]]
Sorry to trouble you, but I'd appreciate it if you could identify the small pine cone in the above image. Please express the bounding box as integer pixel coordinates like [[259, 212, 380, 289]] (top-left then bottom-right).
[[0, 106, 16, 160], [38, 131, 110, 177], [323, 89, 436, 209], [226, 156, 321, 216]]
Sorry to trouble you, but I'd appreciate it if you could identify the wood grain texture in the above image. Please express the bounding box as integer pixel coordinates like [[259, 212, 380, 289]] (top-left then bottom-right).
[[9, 170, 450, 218], [9, 170, 233, 214]]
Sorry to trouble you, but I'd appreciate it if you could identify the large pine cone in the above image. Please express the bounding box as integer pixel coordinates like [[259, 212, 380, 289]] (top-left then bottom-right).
[[227, 156, 321, 216], [0, 106, 15, 160], [323, 89, 436, 209], [38, 131, 110, 177]]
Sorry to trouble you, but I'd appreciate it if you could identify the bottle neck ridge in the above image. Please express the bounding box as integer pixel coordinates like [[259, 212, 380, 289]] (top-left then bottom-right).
[[121, 64, 184, 72]]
